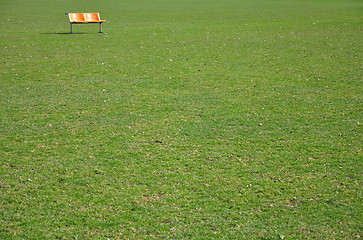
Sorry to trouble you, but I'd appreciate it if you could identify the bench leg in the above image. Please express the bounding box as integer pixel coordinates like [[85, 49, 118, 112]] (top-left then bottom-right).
[[99, 23, 103, 33], [70, 23, 74, 34]]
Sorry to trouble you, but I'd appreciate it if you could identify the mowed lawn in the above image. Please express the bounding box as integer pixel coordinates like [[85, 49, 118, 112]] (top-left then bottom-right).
[[0, 0, 362, 239]]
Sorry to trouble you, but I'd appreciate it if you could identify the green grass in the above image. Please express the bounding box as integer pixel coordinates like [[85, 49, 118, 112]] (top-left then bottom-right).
[[1, 0, 362, 239]]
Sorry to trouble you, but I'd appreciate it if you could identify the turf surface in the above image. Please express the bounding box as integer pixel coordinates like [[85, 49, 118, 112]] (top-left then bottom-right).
[[1, 0, 362, 238]]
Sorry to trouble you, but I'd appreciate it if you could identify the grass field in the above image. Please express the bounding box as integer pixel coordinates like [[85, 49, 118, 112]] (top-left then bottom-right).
[[1, 0, 362, 239]]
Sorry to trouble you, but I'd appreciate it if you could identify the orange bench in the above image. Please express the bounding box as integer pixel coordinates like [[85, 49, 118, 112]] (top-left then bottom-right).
[[65, 13, 106, 34]]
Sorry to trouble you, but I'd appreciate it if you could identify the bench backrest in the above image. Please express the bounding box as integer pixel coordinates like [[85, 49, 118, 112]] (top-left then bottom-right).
[[84, 13, 101, 21], [68, 13, 102, 22], [69, 13, 86, 22]]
